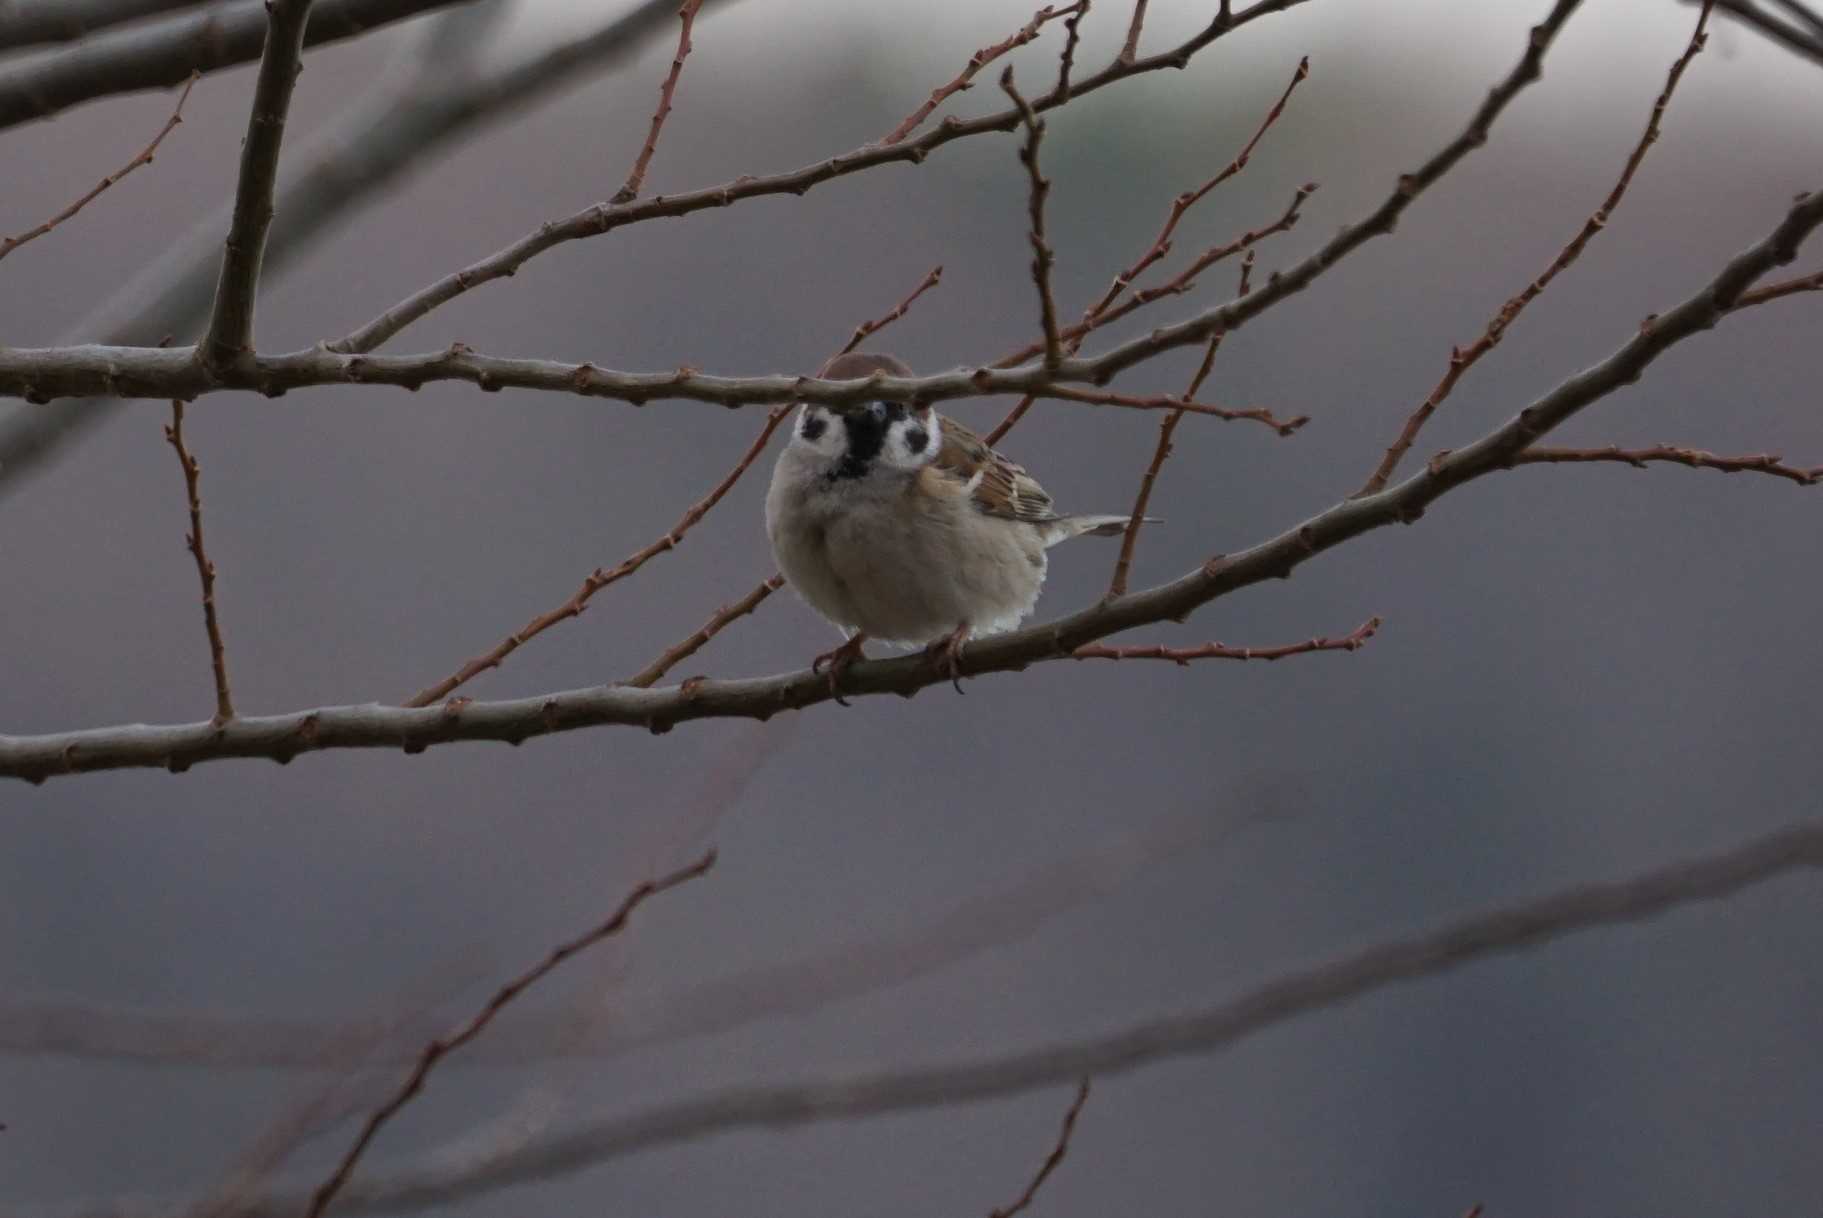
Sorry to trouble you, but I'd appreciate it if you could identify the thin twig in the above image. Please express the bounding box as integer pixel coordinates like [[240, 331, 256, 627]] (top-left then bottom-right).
[[1732, 261, 1823, 309], [1042, 384, 1306, 432], [0, 72, 198, 262], [993, 181, 1316, 371], [234, 819, 1823, 1212], [612, 0, 704, 204], [1073, 615, 1380, 664], [202, 0, 316, 369], [302, 850, 716, 1218], [1119, 0, 1149, 62], [1003, 69, 1065, 370], [622, 575, 786, 689], [1508, 444, 1821, 485], [988, 1080, 1091, 1218], [1355, 0, 1714, 497], [1081, 57, 1309, 328], [1049, 0, 1091, 99], [163, 401, 235, 724], [400, 405, 793, 706], [841, 265, 943, 355], [877, 2, 1084, 146]]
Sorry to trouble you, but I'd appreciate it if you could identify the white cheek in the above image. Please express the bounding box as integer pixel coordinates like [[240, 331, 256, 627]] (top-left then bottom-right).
[[794, 406, 845, 459], [883, 413, 940, 469]]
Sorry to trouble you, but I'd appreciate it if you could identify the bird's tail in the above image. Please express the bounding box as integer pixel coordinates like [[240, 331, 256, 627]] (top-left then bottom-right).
[[1041, 514, 1160, 546]]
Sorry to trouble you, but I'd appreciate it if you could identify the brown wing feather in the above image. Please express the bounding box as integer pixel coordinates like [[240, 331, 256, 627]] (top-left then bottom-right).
[[930, 413, 1059, 524]]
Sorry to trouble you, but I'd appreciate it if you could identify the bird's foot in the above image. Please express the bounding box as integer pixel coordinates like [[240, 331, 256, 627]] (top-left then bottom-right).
[[812, 633, 868, 706], [923, 622, 971, 695]]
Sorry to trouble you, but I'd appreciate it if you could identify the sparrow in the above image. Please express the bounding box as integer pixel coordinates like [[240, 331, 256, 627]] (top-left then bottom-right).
[[765, 351, 1140, 698]]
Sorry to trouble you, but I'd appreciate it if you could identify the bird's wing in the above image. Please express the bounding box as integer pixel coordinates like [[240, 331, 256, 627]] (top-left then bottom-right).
[[928, 413, 1060, 524]]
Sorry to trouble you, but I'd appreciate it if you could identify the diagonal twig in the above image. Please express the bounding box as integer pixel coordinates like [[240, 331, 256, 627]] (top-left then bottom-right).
[[1507, 444, 1821, 485], [612, 0, 705, 204], [988, 1080, 1091, 1218], [1356, 0, 1715, 497], [302, 850, 716, 1218], [0, 72, 198, 263], [877, 2, 1084, 146], [1073, 615, 1380, 663], [1732, 261, 1823, 309], [622, 575, 786, 689], [1119, 0, 1149, 62], [1003, 69, 1065, 370], [201, 0, 316, 369], [1048, 0, 1091, 99], [163, 400, 236, 724], [841, 265, 943, 355]]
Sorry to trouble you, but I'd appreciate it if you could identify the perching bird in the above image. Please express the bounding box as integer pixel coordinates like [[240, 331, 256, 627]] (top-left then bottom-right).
[[765, 351, 1139, 696]]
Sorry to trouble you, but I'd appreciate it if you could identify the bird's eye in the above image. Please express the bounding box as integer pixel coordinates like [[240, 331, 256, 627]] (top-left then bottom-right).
[[867, 400, 889, 421]]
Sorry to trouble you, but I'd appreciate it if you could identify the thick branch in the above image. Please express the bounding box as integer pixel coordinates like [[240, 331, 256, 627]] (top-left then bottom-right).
[[202, 0, 316, 369], [5, 181, 1819, 782], [0, 0, 214, 51], [231, 819, 1823, 1215], [0, 0, 469, 132]]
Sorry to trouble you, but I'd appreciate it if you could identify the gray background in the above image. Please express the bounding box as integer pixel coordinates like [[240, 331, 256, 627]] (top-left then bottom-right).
[[2, 1, 1820, 1214]]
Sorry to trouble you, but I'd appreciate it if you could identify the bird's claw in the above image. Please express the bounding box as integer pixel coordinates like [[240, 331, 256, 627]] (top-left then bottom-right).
[[812, 634, 868, 706], [924, 622, 970, 695]]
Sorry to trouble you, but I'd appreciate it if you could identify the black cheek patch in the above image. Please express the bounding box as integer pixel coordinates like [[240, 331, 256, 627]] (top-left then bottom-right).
[[903, 427, 929, 455], [801, 413, 828, 441]]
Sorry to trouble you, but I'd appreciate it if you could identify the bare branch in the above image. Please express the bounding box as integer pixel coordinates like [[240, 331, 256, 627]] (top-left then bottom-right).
[[1002, 70, 1066, 369], [622, 575, 786, 689], [1119, 0, 1149, 62], [877, 2, 1084, 146], [5, 176, 1815, 783], [1702, 0, 1823, 67], [1106, 327, 1227, 598], [612, 0, 705, 204], [0, 0, 215, 51], [1048, 0, 1091, 99], [163, 401, 236, 724], [1073, 615, 1381, 663], [1356, 0, 1714, 496], [303, 851, 716, 1218], [840, 264, 944, 355], [328, 0, 1317, 354], [202, 0, 316, 370], [0, 0, 471, 133], [1508, 444, 1821, 485], [989, 1080, 1091, 1218], [1732, 262, 1823, 308], [0, 72, 198, 263], [238, 819, 1823, 1214]]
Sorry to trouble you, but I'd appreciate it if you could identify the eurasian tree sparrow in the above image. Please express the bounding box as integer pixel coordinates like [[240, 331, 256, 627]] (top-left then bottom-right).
[[766, 351, 1140, 695]]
